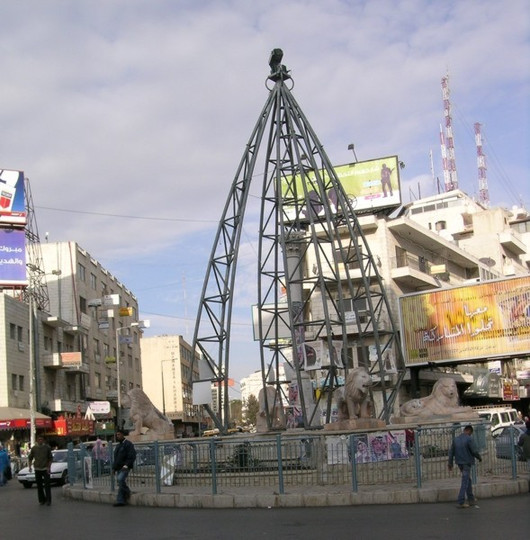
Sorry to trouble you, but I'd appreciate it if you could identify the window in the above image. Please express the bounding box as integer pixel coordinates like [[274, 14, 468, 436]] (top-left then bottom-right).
[[435, 220, 447, 231], [78, 263, 86, 282], [18, 375, 24, 391], [395, 246, 407, 267], [9, 323, 16, 340], [90, 273, 97, 289], [79, 296, 87, 314], [17, 326, 23, 342], [95, 372, 101, 389], [334, 245, 361, 270], [12, 374, 17, 390]]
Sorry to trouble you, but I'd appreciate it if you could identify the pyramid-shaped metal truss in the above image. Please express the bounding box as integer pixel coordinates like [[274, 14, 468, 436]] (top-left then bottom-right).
[[192, 50, 405, 432]]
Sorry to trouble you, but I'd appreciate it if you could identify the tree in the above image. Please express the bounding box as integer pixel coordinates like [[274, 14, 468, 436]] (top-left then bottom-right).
[[245, 394, 260, 426], [229, 399, 243, 426]]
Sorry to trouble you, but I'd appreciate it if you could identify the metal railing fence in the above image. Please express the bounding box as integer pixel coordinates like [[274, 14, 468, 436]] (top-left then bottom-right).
[[67, 422, 527, 496]]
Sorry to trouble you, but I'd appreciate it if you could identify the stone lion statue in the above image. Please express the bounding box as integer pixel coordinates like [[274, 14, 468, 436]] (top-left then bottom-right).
[[336, 367, 374, 420], [256, 385, 286, 433], [127, 388, 174, 437], [398, 378, 476, 418]]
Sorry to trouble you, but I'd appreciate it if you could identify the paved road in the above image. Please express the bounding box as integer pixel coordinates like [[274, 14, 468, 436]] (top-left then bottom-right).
[[1, 478, 527, 540]]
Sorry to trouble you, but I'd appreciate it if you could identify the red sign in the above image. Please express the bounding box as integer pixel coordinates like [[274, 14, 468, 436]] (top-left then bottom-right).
[[0, 417, 52, 430], [45, 416, 95, 437]]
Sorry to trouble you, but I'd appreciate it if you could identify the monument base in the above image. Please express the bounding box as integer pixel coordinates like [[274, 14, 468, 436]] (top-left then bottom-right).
[[390, 411, 480, 425], [127, 431, 175, 443], [323, 418, 386, 431]]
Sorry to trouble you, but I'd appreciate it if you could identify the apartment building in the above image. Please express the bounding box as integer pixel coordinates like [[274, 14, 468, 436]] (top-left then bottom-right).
[[37, 241, 143, 416], [141, 334, 206, 436], [242, 190, 530, 419]]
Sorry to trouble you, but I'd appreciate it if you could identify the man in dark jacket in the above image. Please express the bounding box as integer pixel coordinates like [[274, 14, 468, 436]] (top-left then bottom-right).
[[448, 425, 482, 508], [112, 430, 136, 506]]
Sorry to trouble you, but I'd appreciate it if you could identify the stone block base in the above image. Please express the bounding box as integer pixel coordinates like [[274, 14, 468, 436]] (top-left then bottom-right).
[[127, 432, 175, 443], [323, 418, 386, 431]]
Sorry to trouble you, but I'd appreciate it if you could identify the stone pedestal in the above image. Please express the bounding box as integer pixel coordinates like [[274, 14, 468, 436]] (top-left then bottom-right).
[[127, 432, 175, 443], [390, 411, 480, 425], [323, 418, 386, 431]]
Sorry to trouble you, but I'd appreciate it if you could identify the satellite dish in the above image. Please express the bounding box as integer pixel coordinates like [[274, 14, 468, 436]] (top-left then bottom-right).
[[479, 257, 495, 267]]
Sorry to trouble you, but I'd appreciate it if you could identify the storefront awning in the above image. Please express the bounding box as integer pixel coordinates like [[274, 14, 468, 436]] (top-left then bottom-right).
[[0, 407, 53, 430]]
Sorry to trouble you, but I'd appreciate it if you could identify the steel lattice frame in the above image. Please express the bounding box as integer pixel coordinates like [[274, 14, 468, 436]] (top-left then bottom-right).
[[192, 51, 405, 432]]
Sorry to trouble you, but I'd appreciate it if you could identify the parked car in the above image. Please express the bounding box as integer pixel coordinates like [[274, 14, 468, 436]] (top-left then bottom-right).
[[17, 449, 81, 488], [493, 425, 526, 461], [475, 407, 520, 432]]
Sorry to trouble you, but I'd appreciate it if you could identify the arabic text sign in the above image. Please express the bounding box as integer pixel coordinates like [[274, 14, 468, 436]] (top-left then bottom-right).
[[399, 276, 530, 366]]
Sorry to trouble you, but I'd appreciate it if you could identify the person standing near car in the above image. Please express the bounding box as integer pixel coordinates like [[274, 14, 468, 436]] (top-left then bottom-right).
[[112, 430, 136, 507], [28, 435, 53, 506], [448, 425, 482, 509]]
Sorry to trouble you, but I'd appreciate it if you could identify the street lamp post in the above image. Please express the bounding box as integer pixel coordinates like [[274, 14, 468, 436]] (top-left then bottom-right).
[[115, 319, 150, 427]]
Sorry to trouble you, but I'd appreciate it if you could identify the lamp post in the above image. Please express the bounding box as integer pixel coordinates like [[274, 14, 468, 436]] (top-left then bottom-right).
[[160, 352, 175, 416], [115, 319, 150, 426]]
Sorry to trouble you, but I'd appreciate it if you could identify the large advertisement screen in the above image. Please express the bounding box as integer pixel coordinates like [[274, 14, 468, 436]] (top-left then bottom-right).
[[399, 276, 530, 366], [0, 228, 27, 286], [281, 155, 401, 219], [0, 169, 26, 225]]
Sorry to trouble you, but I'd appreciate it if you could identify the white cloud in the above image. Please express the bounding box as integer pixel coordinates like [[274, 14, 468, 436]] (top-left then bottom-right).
[[1, 0, 528, 378]]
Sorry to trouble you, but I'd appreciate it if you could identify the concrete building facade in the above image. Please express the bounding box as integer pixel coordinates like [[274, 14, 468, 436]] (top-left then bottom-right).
[[36, 242, 142, 417], [140, 334, 205, 436]]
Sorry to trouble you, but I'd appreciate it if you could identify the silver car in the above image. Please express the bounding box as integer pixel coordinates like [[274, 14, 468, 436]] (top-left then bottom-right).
[[493, 425, 526, 461], [17, 449, 80, 488]]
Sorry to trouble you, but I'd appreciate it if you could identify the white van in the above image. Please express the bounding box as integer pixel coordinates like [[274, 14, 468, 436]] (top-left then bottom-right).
[[474, 407, 520, 432]]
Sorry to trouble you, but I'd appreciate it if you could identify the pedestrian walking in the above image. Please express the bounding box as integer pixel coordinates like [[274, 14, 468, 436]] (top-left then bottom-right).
[[112, 430, 136, 507], [28, 435, 53, 505], [448, 425, 482, 509], [0, 444, 10, 486]]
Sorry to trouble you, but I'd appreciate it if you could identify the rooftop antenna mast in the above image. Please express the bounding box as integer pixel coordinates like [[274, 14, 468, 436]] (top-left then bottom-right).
[[190, 49, 406, 432], [474, 122, 490, 207], [441, 75, 458, 191]]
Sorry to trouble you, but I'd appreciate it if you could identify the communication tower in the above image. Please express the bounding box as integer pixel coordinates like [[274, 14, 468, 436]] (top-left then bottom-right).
[[441, 75, 458, 191], [474, 122, 490, 207]]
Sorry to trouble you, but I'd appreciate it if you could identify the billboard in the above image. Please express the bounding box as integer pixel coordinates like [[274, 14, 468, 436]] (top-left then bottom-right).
[[399, 276, 530, 366], [0, 169, 26, 225], [0, 228, 27, 286], [281, 155, 401, 219]]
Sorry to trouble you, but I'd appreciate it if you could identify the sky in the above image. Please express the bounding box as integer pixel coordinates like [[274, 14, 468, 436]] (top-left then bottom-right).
[[1, 0, 529, 387]]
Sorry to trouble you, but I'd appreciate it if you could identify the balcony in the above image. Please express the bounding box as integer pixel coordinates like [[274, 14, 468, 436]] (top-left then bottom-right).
[[50, 399, 78, 414], [499, 230, 526, 255], [42, 353, 63, 369], [390, 254, 440, 289], [41, 352, 89, 373]]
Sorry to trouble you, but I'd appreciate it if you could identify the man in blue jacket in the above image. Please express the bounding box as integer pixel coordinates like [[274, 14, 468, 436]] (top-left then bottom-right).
[[112, 430, 136, 507], [448, 425, 482, 508]]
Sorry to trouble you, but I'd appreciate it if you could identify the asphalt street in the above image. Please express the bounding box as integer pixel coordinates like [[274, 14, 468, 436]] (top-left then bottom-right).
[[1, 478, 528, 540]]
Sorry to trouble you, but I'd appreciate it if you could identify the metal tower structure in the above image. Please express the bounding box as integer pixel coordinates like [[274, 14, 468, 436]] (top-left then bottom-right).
[[441, 75, 458, 191], [23, 176, 50, 312], [474, 122, 490, 207], [191, 50, 406, 432]]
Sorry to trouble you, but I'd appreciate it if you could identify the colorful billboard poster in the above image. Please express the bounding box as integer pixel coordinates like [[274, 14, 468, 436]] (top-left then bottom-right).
[[399, 276, 530, 366], [0, 169, 26, 225], [0, 228, 27, 286], [281, 155, 401, 220]]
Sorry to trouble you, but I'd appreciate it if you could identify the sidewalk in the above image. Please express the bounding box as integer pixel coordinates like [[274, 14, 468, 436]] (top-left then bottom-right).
[[63, 476, 529, 508]]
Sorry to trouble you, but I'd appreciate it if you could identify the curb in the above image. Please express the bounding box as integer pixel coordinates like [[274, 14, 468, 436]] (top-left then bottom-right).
[[63, 478, 528, 508]]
